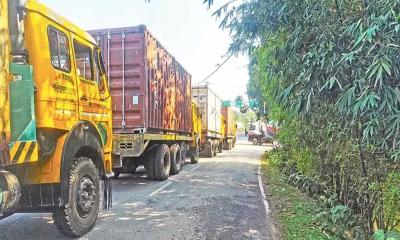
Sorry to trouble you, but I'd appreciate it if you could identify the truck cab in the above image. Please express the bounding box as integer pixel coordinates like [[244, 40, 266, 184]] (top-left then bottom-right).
[[189, 101, 202, 163], [0, 0, 112, 237]]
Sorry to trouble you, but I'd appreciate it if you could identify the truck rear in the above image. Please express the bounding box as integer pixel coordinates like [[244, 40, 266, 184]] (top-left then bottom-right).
[[89, 26, 197, 181], [221, 107, 237, 150], [192, 85, 223, 157], [0, 0, 113, 237], [189, 101, 202, 163]]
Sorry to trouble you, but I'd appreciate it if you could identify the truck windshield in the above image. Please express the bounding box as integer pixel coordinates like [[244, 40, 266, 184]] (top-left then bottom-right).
[[94, 51, 105, 93], [73, 40, 93, 81]]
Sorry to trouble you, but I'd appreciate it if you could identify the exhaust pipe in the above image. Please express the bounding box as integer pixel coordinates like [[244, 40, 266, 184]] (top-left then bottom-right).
[[8, 0, 27, 64], [0, 171, 21, 215]]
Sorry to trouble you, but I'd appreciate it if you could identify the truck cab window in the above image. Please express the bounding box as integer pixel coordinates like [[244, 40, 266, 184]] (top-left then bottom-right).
[[48, 27, 71, 72], [94, 51, 105, 93], [73, 40, 93, 81]]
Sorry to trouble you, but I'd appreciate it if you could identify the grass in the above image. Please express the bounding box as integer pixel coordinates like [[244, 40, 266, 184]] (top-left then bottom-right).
[[261, 153, 336, 240]]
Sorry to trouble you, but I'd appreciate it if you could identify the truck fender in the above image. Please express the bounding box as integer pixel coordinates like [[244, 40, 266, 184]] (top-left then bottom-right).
[[59, 121, 105, 205]]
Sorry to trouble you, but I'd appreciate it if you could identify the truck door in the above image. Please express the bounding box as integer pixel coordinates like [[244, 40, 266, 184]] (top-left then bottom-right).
[[72, 37, 108, 123]]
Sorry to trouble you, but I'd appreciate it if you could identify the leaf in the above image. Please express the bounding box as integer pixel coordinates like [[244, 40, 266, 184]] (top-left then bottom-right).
[[354, 31, 366, 48], [373, 230, 385, 240], [381, 61, 391, 76]]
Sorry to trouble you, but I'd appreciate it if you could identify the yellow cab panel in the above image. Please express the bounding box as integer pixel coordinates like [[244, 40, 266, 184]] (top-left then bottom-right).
[[19, 0, 112, 184], [191, 101, 202, 146]]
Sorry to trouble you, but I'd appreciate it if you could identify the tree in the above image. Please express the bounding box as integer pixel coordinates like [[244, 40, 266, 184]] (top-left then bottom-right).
[[234, 95, 244, 108], [203, 0, 400, 236]]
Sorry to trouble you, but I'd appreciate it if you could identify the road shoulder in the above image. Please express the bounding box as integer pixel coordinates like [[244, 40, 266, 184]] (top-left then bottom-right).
[[260, 153, 335, 240]]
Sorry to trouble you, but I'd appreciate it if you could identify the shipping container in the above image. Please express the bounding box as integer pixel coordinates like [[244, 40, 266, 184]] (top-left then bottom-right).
[[89, 26, 198, 181], [89, 25, 192, 134], [192, 85, 222, 135], [192, 85, 223, 157], [221, 107, 237, 149]]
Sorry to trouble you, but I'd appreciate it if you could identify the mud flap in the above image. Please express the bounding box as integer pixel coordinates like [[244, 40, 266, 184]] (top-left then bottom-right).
[[102, 177, 112, 210]]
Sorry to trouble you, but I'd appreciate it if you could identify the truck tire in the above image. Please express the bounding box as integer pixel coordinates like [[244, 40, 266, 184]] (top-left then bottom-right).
[[170, 145, 182, 175], [53, 157, 100, 237], [113, 168, 122, 179], [123, 160, 138, 174], [154, 144, 171, 181], [203, 142, 213, 158], [145, 148, 157, 180], [180, 142, 187, 166], [218, 142, 223, 153], [190, 143, 200, 164], [228, 141, 233, 150], [212, 142, 217, 157], [223, 140, 229, 150], [126, 166, 137, 174]]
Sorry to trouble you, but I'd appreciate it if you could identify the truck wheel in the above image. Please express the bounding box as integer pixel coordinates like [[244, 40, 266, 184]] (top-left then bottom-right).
[[190, 143, 200, 164], [154, 144, 171, 181], [180, 143, 187, 166], [170, 145, 182, 175], [53, 157, 100, 237], [203, 142, 213, 158], [223, 141, 228, 150], [113, 168, 122, 179], [212, 143, 217, 157], [123, 161, 138, 174], [145, 148, 157, 180], [126, 166, 137, 174], [218, 142, 223, 153]]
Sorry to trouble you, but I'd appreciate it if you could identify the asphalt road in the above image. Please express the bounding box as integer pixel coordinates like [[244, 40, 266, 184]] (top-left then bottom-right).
[[0, 142, 277, 240]]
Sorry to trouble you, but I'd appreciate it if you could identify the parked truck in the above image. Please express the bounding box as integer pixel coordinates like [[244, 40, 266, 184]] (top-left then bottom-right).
[[192, 85, 223, 158], [221, 107, 237, 150], [89, 26, 197, 181], [0, 0, 113, 237], [189, 101, 202, 164]]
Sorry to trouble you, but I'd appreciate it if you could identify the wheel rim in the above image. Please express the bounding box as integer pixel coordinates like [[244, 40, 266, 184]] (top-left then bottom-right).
[[76, 176, 96, 218]]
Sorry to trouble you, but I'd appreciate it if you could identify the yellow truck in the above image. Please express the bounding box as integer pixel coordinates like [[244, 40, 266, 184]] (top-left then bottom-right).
[[192, 85, 224, 158], [221, 107, 237, 150], [189, 101, 202, 163], [0, 0, 113, 237]]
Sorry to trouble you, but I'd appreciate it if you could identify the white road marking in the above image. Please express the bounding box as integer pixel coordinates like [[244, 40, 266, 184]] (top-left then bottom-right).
[[258, 163, 280, 240], [258, 165, 271, 216], [190, 165, 201, 172], [148, 181, 173, 197]]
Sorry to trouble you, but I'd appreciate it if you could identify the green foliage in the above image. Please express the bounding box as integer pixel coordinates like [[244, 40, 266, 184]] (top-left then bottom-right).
[[373, 230, 400, 240], [262, 155, 336, 240], [236, 110, 256, 130], [234, 95, 244, 108], [382, 172, 400, 231], [204, 0, 400, 236]]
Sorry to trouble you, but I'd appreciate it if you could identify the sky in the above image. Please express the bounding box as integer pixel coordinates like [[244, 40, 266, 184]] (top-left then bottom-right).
[[40, 0, 249, 101]]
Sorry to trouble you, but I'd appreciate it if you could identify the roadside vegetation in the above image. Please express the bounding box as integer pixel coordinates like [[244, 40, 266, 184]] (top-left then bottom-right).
[[204, 0, 400, 239], [262, 154, 336, 240]]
